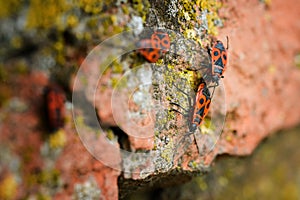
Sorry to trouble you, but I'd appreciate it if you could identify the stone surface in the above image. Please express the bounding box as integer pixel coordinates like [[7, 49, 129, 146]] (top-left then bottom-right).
[[0, 0, 300, 199]]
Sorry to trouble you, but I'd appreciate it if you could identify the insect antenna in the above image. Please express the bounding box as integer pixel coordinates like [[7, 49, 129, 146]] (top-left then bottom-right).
[[226, 36, 229, 50]]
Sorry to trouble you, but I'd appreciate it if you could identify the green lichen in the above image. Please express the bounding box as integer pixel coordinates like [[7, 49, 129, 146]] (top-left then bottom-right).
[[188, 160, 200, 169], [101, 55, 119, 74], [166, 64, 195, 88], [38, 169, 60, 187], [106, 129, 115, 141], [36, 194, 52, 200], [163, 64, 196, 108], [111, 75, 128, 89], [74, 115, 86, 128], [111, 77, 119, 88], [160, 138, 174, 163], [111, 59, 124, 74], [25, 168, 60, 189], [74, 115, 99, 134], [166, 109, 176, 123], [100, 14, 125, 37], [21, 0, 130, 84], [168, 0, 223, 45], [15, 60, 29, 75]]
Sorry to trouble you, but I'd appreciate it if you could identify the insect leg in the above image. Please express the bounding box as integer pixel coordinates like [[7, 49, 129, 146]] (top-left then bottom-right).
[[207, 46, 212, 58], [226, 36, 229, 50], [207, 84, 216, 99], [172, 83, 190, 97], [169, 102, 189, 114]]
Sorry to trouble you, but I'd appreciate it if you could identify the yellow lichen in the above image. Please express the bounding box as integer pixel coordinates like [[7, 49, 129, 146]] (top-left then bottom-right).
[[160, 138, 174, 163], [225, 134, 232, 142], [132, 0, 150, 21], [111, 77, 119, 88], [53, 38, 66, 65], [99, 14, 125, 37], [189, 160, 199, 169], [0, 174, 17, 200], [106, 129, 115, 141], [121, 4, 130, 15], [54, 41, 64, 52], [78, 0, 104, 14], [26, 0, 69, 29], [200, 118, 215, 134], [113, 75, 128, 89], [49, 129, 66, 149], [37, 194, 52, 200], [0, 0, 22, 18], [38, 169, 60, 186], [67, 15, 79, 28], [14, 60, 29, 75], [10, 37, 22, 49], [174, 0, 223, 43], [111, 59, 123, 74]]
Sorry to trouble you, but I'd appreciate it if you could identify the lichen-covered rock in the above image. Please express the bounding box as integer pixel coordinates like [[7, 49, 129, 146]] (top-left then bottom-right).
[[1, 0, 300, 199]]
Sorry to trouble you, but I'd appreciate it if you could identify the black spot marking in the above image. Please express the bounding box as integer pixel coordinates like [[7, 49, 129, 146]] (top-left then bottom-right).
[[232, 130, 237, 135], [215, 57, 224, 67], [197, 107, 205, 116], [158, 35, 164, 40], [213, 51, 219, 56], [206, 101, 210, 109], [199, 98, 204, 105], [154, 43, 160, 48], [152, 54, 158, 59]]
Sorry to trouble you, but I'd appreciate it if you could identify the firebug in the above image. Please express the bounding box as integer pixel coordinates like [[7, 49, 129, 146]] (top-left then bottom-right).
[[207, 36, 229, 85], [136, 30, 170, 63], [44, 84, 66, 131]]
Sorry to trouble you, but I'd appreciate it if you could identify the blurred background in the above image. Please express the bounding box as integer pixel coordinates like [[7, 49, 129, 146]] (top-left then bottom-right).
[[1, 0, 300, 199]]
